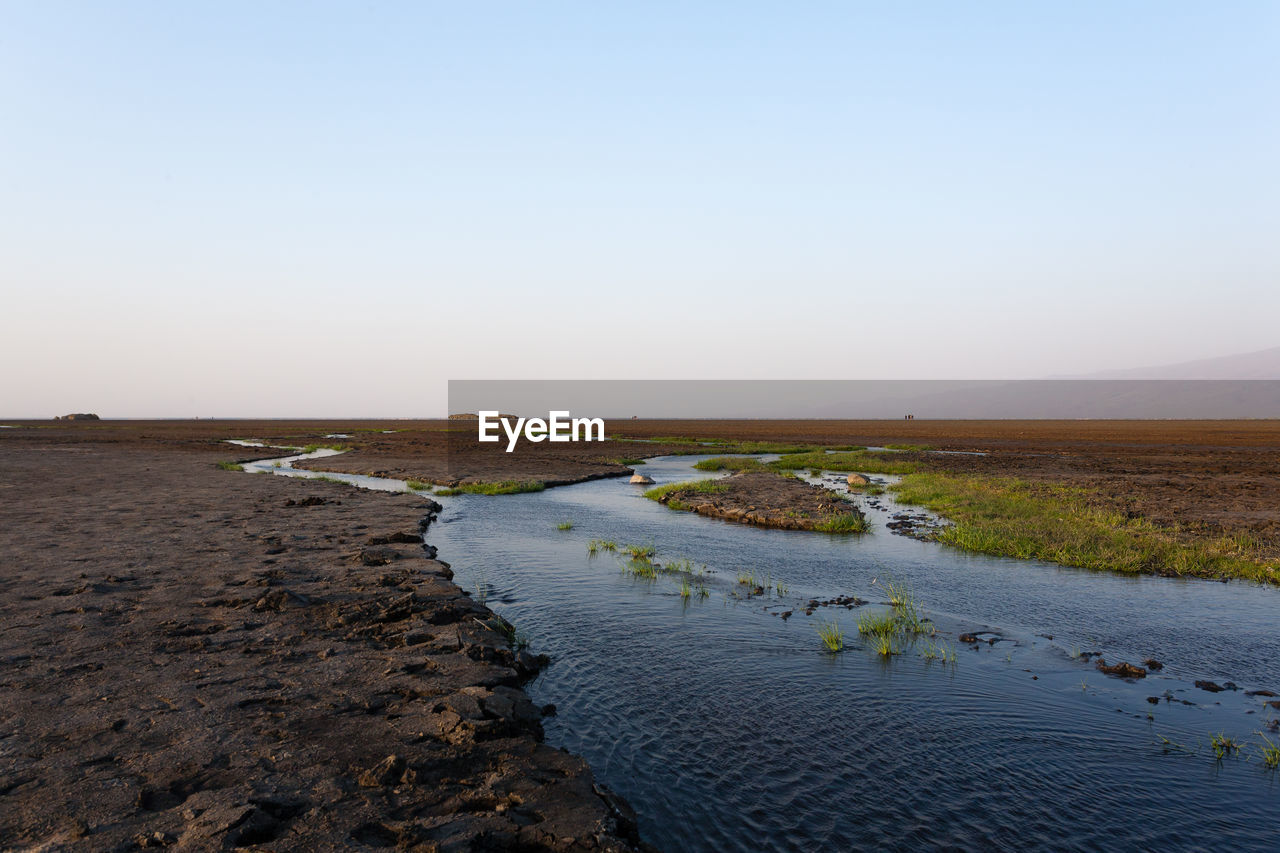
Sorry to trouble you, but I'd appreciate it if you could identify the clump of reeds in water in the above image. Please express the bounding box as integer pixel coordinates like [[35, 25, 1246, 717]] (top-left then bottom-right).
[[1210, 733, 1241, 761], [586, 539, 618, 555], [1258, 734, 1280, 770], [845, 575, 945, 661], [816, 617, 845, 652]]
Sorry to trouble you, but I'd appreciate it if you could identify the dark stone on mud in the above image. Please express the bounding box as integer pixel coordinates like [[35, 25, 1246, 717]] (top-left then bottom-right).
[[252, 587, 310, 612], [134, 830, 176, 847], [358, 755, 407, 788], [1096, 660, 1147, 679], [1195, 680, 1225, 693], [367, 531, 421, 545], [359, 546, 401, 566], [285, 495, 329, 507], [1142, 658, 1164, 670]]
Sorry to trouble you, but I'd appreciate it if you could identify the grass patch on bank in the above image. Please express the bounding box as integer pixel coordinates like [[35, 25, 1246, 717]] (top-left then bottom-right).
[[434, 480, 546, 496], [884, 443, 931, 451], [891, 472, 1278, 584], [644, 479, 731, 510], [300, 443, 349, 453], [814, 513, 872, 534], [216, 460, 243, 471], [769, 450, 918, 476], [643, 479, 729, 503], [692, 456, 765, 471], [405, 479, 433, 491]]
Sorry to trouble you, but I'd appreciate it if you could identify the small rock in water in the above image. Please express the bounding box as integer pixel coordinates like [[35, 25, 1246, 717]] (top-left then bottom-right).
[[1194, 680, 1225, 693], [629, 473, 654, 484], [1096, 660, 1147, 679], [1142, 658, 1164, 671]]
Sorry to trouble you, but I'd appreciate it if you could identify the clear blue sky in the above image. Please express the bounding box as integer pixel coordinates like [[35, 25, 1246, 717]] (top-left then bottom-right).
[[3, 2, 1277, 416]]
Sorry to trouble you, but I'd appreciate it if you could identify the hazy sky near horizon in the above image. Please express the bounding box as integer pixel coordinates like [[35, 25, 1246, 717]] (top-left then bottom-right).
[[3, 2, 1278, 417]]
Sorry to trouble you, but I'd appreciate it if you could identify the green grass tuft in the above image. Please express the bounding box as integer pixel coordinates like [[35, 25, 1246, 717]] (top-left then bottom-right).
[[813, 513, 872, 534], [216, 460, 243, 471], [643, 480, 729, 502], [692, 456, 765, 471], [556, 521, 574, 531], [1210, 732, 1241, 760], [434, 480, 546, 496], [1259, 734, 1280, 770], [816, 617, 845, 652]]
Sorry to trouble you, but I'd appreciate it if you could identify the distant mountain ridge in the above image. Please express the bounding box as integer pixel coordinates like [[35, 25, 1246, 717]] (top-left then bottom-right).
[[1058, 346, 1280, 380]]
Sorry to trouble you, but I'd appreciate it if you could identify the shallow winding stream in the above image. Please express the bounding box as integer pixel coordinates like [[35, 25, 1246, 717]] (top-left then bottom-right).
[[234, 445, 1280, 851]]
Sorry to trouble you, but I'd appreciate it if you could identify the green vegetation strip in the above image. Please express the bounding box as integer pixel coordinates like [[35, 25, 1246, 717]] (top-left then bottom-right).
[[891, 473, 1277, 584], [768, 450, 918, 475], [643, 479, 729, 510], [813, 513, 871, 534], [434, 481, 546, 496], [692, 456, 765, 471]]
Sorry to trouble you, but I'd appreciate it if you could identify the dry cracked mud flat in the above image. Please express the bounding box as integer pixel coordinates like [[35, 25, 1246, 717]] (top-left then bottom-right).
[[0, 443, 650, 851]]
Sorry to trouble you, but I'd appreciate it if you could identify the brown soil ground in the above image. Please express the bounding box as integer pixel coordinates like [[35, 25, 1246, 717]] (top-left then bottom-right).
[[0, 441, 646, 851], [4, 418, 1277, 552], [649, 471, 866, 532]]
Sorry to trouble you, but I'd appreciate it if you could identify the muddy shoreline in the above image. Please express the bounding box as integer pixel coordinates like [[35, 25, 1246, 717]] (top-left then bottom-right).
[[0, 443, 650, 850]]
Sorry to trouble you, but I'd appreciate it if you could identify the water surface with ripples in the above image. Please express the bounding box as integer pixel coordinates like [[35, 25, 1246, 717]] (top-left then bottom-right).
[[240, 446, 1280, 850]]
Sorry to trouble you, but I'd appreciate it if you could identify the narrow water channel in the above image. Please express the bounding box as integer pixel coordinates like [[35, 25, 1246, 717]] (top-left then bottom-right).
[[235, 445, 1280, 851]]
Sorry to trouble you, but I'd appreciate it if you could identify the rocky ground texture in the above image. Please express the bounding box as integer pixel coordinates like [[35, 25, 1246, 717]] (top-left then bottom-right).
[[0, 444, 648, 851]]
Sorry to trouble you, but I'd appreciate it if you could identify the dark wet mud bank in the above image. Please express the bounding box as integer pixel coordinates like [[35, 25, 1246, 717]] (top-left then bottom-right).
[[0, 445, 648, 851]]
